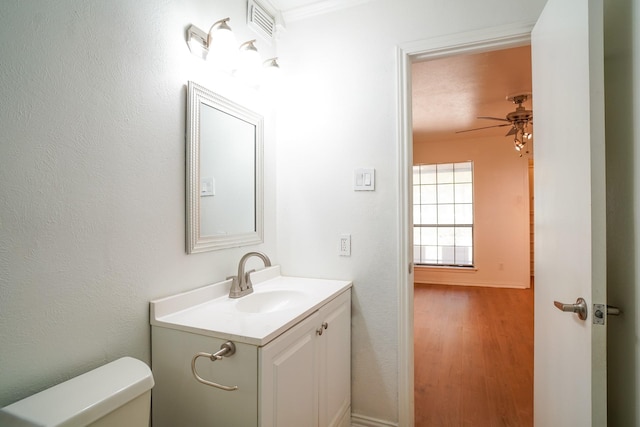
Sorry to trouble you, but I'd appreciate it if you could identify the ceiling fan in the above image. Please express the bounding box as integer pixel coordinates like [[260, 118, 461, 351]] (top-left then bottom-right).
[[456, 93, 533, 154]]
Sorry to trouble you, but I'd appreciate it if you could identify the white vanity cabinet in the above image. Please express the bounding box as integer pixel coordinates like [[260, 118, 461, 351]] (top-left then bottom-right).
[[150, 268, 351, 427], [260, 290, 351, 427]]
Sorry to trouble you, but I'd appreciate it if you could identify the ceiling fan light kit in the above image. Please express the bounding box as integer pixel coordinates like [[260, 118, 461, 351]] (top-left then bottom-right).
[[457, 93, 533, 156]]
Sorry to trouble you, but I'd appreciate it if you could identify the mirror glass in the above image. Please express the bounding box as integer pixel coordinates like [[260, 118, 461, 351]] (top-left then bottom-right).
[[186, 81, 263, 253]]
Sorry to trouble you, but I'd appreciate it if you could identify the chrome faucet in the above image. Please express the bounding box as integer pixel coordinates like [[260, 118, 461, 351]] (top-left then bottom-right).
[[228, 251, 272, 298]]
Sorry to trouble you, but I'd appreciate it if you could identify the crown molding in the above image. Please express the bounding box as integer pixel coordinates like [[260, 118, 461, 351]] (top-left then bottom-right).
[[282, 0, 374, 23]]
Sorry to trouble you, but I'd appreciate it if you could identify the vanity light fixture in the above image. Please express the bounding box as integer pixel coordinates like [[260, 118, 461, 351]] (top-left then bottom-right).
[[186, 17, 237, 61], [186, 20, 283, 86]]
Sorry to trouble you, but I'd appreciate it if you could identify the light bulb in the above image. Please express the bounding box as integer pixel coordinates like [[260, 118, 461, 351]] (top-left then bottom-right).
[[235, 40, 261, 85], [238, 40, 261, 69], [262, 58, 281, 87], [208, 18, 238, 68]]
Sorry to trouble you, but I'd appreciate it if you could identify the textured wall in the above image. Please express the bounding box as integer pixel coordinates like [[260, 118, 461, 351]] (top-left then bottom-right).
[[0, 0, 277, 406], [275, 0, 546, 423]]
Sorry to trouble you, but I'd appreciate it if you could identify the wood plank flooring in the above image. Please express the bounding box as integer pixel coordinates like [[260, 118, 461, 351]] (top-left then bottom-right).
[[414, 284, 533, 427]]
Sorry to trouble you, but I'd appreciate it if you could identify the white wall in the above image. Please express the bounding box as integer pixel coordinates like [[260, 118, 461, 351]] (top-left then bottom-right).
[[275, 0, 546, 423], [0, 0, 278, 406], [603, 0, 640, 425]]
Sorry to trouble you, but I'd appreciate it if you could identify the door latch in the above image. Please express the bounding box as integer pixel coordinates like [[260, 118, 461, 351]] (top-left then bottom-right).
[[593, 304, 622, 325]]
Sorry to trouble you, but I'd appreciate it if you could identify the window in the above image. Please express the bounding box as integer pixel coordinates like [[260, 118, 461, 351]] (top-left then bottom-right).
[[413, 162, 474, 267]]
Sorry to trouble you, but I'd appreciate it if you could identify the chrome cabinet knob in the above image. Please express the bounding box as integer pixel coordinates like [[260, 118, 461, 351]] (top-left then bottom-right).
[[316, 322, 329, 336]]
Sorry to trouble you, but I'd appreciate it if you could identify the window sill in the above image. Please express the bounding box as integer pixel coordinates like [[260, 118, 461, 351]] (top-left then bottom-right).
[[415, 265, 478, 273]]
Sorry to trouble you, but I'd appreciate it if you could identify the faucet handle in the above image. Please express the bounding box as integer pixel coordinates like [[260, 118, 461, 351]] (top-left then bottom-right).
[[244, 269, 256, 289], [226, 275, 243, 298]]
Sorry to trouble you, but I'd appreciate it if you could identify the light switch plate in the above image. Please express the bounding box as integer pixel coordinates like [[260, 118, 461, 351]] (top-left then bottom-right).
[[354, 168, 375, 191], [201, 177, 215, 197]]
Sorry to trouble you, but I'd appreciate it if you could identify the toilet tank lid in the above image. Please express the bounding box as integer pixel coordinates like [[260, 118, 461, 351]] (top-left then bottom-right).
[[1, 357, 154, 427]]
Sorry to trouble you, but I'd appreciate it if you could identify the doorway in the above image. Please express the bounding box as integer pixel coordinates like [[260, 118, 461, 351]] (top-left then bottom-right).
[[410, 45, 534, 425], [399, 3, 610, 424], [395, 23, 536, 427]]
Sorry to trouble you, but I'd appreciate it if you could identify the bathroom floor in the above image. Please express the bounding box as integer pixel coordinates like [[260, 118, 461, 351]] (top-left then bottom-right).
[[414, 283, 534, 427]]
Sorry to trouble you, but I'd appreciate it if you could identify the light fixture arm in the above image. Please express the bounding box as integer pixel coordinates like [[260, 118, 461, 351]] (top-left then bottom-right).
[[239, 40, 258, 52], [263, 57, 280, 68]]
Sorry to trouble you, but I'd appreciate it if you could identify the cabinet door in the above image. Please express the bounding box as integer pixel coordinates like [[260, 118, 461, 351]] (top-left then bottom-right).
[[318, 291, 351, 427], [260, 311, 321, 427]]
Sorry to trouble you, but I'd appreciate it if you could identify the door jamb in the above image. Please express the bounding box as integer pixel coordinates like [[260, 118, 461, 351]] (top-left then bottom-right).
[[396, 22, 535, 427]]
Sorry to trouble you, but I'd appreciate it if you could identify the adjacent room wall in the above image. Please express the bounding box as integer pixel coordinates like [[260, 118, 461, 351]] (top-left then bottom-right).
[[413, 135, 531, 289]]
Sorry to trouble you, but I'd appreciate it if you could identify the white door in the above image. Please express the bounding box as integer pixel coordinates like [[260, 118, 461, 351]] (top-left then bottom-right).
[[532, 0, 607, 425]]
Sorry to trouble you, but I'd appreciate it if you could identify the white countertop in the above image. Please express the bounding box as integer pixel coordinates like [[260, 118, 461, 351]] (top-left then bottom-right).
[[150, 266, 352, 346]]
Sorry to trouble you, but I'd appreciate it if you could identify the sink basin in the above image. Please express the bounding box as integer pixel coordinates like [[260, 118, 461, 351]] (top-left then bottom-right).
[[150, 266, 352, 345], [234, 289, 307, 313]]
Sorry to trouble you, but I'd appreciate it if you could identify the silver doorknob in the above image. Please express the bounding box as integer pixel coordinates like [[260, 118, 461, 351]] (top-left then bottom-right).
[[553, 297, 588, 320]]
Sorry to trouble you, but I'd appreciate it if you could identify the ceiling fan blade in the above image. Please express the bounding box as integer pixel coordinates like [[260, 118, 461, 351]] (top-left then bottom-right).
[[477, 116, 510, 122], [505, 127, 517, 136], [455, 123, 512, 134]]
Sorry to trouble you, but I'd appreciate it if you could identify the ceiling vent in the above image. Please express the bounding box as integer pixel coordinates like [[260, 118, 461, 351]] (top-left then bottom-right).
[[247, 0, 276, 44]]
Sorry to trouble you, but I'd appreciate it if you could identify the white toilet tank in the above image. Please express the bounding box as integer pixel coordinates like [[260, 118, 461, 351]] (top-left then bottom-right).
[[0, 357, 154, 427]]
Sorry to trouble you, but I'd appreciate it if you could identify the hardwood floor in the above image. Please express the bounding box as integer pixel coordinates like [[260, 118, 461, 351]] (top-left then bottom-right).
[[414, 284, 534, 427]]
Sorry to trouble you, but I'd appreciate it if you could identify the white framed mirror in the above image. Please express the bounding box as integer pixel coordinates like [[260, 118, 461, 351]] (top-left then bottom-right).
[[186, 81, 264, 253]]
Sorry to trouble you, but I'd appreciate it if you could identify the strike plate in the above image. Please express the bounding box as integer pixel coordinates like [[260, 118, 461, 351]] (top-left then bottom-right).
[[593, 304, 605, 325]]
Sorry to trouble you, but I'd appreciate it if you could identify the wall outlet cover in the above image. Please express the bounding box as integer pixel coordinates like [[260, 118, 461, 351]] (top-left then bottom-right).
[[339, 234, 351, 256]]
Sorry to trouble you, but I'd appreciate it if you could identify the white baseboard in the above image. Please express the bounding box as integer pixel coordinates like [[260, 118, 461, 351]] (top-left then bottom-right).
[[351, 413, 398, 427], [414, 279, 529, 289]]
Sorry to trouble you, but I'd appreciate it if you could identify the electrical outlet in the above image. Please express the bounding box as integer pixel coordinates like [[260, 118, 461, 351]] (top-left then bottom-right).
[[339, 234, 351, 256]]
